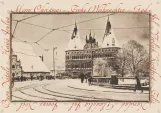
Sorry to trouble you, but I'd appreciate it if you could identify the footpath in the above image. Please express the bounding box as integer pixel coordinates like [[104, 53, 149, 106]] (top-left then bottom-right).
[[66, 79, 149, 94]]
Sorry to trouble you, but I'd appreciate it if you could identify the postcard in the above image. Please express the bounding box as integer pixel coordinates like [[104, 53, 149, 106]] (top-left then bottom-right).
[[0, 0, 160, 113]]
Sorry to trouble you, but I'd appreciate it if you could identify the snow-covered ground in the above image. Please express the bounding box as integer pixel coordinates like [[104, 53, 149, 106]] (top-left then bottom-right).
[[12, 79, 149, 101]]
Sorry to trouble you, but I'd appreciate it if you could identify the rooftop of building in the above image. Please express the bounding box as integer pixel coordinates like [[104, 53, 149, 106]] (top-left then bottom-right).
[[12, 42, 50, 72], [66, 16, 120, 51]]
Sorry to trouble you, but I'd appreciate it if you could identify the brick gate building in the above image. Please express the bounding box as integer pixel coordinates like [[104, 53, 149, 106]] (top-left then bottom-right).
[[65, 17, 120, 77]]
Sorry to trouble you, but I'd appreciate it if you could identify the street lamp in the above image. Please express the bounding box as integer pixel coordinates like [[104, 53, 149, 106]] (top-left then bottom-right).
[[91, 50, 94, 76], [53, 47, 57, 79]]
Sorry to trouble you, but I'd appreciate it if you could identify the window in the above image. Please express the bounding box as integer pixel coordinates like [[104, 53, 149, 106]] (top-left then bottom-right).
[[12, 65, 15, 68], [12, 73, 15, 77], [112, 38, 115, 43]]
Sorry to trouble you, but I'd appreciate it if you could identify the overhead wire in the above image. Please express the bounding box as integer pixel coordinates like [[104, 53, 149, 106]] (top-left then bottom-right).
[[13, 51, 37, 57], [12, 14, 40, 39], [12, 13, 115, 52], [13, 14, 39, 22], [11, 13, 149, 57], [16, 13, 115, 44]]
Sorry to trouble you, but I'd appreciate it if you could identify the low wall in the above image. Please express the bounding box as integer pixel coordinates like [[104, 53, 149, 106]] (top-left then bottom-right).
[[91, 77, 149, 86]]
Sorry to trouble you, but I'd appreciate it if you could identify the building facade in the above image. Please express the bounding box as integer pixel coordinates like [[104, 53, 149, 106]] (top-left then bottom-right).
[[12, 41, 51, 81], [12, 55, 23, 78], [65, 17, 121, 77]]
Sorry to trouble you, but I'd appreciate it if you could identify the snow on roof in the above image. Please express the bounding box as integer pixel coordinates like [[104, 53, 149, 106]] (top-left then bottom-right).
[[102, 29, 120, 48], [66, 22, 83, 51], [50, 66, 65, 71], [66, 32, 83, 50], [12, 42, 50, 72]]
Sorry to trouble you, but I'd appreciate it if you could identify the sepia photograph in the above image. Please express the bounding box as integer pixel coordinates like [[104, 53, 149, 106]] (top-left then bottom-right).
[[11, 13, 150, 102]]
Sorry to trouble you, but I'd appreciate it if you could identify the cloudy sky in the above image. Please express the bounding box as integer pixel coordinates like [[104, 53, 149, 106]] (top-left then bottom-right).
[[12, 13, 150, 69]]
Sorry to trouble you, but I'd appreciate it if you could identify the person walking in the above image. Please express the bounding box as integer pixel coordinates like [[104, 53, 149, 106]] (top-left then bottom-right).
[[88, 73, 92, 86], [85, 73, 88, 83], [134, 76, 143, 93], [20, 75, 23, 82], [80, 72, 84, 83]]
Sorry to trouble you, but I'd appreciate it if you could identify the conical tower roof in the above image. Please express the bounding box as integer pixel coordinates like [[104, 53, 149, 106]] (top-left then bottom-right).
[[66, 20, 83, 50], [102, 16, 119, 48]]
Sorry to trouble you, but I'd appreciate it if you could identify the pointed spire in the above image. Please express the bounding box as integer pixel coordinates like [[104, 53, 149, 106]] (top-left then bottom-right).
[[104, 16, 111, 36], [89, 30, 92, 41], [93, 33, 95, 43], [42, 54, 43, 62], [86, 35, 88, 43], [71, 19, 78, 39], [74, 19, 77, 35], [89, 30, 91, 37], [102, 16, 111, 43]]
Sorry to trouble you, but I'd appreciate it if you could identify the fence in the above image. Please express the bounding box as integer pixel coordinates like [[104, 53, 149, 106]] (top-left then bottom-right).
[[91, 76, 149, 90]]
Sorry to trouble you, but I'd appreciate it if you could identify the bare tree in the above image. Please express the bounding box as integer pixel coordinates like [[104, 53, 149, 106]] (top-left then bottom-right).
[[123, 40, 147, 76], [93, 58, 106, 76], [137, 54, 150, 77], [116, 46, 128, 77]]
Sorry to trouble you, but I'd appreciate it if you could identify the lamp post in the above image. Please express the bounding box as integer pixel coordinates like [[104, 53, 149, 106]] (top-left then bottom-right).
[[53, 47, 57, 79], [91, 50, 94, 76]]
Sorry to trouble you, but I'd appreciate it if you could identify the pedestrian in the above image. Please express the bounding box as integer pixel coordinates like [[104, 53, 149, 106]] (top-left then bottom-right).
[[134, 76, 143, 93], [88, 73, 92, 86], [20, 75, 23, 82], [30, 75, 33, 81], [80, 72, 84, 83], [85, 73, 88, 83]]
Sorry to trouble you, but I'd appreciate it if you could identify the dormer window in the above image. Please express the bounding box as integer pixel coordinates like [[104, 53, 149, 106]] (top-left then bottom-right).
[[112, 38, 115, 43]]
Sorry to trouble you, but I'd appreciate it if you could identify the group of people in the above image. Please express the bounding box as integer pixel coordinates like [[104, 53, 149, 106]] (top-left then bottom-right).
[[80, 72, 92, 86], [13, 75, 45, 82]]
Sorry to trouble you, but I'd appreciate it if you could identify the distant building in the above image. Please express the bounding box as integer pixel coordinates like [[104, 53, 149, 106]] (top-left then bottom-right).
[[12, 55, 23, 78], [50, 67, 66, 78], [65, 17, 120, 77], [12, 42, 50, 80]]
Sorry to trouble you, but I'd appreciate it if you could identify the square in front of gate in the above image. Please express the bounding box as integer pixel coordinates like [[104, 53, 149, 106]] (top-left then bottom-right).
[[10, 12, 150, 102]]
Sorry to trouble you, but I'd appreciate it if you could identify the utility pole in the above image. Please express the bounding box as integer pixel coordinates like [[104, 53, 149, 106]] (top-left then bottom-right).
[[91, 50, 94, 76], [53, 47, 57, 79]]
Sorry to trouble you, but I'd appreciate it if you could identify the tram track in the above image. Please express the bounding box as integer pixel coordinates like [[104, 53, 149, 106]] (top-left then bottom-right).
[[12, 80, 138, 101], [41, 84, 118, 101]]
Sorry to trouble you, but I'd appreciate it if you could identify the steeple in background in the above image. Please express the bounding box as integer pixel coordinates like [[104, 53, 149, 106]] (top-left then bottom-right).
[[104, 16, 111, 37], [84, 31, 98, 49], [102, 16, 120, 48], [67, 19, 83, 50], [71, 19, 78, 39]]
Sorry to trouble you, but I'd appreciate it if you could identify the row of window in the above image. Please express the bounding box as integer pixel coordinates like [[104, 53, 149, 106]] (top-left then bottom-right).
[[107, 44, 115, 46], [66, 54, 114, 60], [66, 63, 92, 69], [66, 49, 117, 55]]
